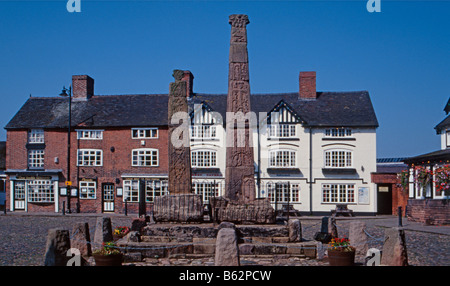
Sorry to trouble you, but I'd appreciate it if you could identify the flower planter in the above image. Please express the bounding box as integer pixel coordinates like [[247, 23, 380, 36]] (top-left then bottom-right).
[[113, 234, 125, 241], [93, 253, 123, 266], [327, 249, 355, 266]]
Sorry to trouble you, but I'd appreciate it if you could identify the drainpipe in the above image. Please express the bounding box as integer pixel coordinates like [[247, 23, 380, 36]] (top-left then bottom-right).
[[256, 119, 261, 198], [309, 127, 313, 215]]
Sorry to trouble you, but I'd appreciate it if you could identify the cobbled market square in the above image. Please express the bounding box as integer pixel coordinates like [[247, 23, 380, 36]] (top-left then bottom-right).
[[0, 1, 449, 272]]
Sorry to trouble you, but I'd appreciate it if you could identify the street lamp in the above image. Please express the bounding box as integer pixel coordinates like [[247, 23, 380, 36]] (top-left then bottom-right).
[[59, 86, 73, 213]]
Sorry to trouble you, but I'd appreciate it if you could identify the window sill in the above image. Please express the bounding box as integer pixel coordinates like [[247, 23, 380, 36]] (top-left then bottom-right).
[[267, 138, 299, 141], [322, 168, 357, 174], [322, 137, 355, 141], [267, 168, 302, 174]]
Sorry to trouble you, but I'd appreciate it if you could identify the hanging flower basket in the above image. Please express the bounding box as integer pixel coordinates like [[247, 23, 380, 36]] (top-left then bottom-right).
[[435, 165, 450, 197], [397, 170, 409, 192], [415, 166, 433, 189]]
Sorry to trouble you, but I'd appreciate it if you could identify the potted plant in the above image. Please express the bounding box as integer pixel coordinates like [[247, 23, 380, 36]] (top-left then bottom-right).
[[113, 226, 130, 241], [327, 237, 355, 266], [93, 241, 123, 266]]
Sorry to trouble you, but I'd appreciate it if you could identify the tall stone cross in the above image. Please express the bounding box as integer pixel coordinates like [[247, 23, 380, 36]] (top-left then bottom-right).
[[168, 70, 192, 194], [224, 14, 256, 204]]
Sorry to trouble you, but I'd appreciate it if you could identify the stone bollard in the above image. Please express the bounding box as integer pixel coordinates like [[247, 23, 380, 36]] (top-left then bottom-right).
[[288, 219, 302, 242], [328, 216, 338, 238], [43, 229, 71, 266], [93, 216, 113, 250], [381, 227, 408, 266], [71, 222, 92, 257], [215, 223, 240, 266], [349, 221, 368, 256]]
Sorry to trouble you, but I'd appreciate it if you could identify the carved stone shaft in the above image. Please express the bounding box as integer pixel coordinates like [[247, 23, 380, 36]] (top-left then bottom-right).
[[168, 69, 192, 194], [225, 14, 256, 204]]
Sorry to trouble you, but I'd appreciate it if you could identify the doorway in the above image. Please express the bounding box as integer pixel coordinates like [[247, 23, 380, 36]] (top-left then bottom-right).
[[377, 184, 392, 215]]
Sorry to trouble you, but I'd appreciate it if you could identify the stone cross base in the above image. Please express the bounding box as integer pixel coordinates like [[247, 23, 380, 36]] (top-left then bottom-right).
[[153, 194, 203, 223], [210, 197, 275, 224]]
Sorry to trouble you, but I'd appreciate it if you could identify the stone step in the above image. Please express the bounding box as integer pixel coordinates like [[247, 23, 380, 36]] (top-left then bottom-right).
[[118, 240, 318, 259]]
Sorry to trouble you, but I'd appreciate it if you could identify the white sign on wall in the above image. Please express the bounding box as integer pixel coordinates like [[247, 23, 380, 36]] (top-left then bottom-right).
[[358, 187, 370, 205]]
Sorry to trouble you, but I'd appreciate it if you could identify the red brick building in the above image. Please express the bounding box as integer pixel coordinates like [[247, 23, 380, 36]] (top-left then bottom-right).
[[5, 75, 172, 214], [371, 158, 409, 215]]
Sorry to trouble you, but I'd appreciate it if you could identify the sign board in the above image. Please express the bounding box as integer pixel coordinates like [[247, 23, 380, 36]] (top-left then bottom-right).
[[358, 187, 370, 205]]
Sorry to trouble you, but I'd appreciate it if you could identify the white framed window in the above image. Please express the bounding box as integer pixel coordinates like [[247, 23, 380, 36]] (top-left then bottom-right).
[[322, 184, 355, 203], [28, 129, 44, 144], [446, 131, 450, 147], [324, 150, 353, 168], [77, 149, 103, 166], [145, 179, 168, 202], [191, 150, 217, 168], [193, 181, 221, 203], [77, 130, 103, 140], [191, 125, 217, 139], [266, 182, 300, 203], [28, 149, 44, 169], [27, 180, 54, 203], [325, 128, 352, 138], [123, 180, 139, 202], [269, 150, 296, 168], [268, 124, 296, 138], [132, 149, 159, 167], [79, 181, 96, 199], [131, 128, 158, 139]]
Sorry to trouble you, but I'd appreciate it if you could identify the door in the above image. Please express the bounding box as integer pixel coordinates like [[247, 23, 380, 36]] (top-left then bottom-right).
[[377, 184, 392, 215], [102, 184, 115, 212], [14, 181, 26, 210]]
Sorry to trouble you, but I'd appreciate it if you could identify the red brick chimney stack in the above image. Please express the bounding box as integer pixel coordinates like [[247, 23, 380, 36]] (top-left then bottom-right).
[[181, 71, 194, 98], [72, 75, 94, 100], [299, 71, 316, 99]]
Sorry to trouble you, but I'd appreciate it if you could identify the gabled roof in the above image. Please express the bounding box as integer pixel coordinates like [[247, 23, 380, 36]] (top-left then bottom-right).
[[5, 94, 169, 129], [190, 91, 378, 128], [435, 114, 450, 134], [5, 91, 378, 130]]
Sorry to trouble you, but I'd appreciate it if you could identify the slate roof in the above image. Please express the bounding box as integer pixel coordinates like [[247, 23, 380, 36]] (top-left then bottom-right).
[[435, 114, 450, 133], [5, 91, 378, 130], [403, 149, 450, 164]]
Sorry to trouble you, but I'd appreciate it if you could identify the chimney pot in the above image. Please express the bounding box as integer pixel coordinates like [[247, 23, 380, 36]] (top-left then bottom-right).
[[299, 71, 316, 99], [72, 75, 94, 100], [181, 71, 194, 98]]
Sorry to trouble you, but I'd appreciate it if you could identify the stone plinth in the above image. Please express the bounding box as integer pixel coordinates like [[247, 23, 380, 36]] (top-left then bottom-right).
[[153, 194, 203, 223], [210, 197, 275, 224]]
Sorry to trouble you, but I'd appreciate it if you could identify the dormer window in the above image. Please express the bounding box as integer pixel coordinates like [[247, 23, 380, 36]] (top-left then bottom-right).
[[28, 129, 44, 144]]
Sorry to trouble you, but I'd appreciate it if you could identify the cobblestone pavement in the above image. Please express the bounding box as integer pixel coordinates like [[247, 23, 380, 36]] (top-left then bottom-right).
[[0, 213, 448, 266]]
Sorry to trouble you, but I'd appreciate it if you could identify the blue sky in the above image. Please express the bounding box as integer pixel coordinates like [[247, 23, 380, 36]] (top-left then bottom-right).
[[0, 0, 449, 158]]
